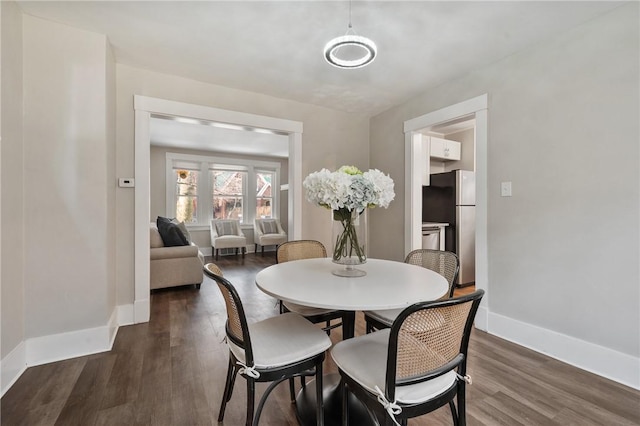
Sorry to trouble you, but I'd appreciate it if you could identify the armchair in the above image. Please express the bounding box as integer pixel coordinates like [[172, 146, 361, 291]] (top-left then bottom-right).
[[210, 219, 247, 260], [253, 218, 288, 255]]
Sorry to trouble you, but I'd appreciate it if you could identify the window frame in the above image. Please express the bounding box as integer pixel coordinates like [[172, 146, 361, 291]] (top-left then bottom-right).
[[166, 152, 280, 230], [211, 167, 248, 223]]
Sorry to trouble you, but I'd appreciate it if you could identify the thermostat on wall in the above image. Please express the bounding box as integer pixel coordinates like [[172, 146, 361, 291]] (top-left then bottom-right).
[[119, 178, 135, 188]]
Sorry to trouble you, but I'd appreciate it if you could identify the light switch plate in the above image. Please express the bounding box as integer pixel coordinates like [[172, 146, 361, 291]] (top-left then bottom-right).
[[501, 181, 512, 197], [119, 178, 135, 188]]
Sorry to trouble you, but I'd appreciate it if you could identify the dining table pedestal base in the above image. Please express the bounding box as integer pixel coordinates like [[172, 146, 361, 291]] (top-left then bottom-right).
[[295, 373, 374, 426]]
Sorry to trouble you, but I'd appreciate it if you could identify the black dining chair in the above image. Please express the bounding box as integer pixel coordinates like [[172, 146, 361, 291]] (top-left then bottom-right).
[[204, 263, 331, 426], [331, 290, 484, 426]]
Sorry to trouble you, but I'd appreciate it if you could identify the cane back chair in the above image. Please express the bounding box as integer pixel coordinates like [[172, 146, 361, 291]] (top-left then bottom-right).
[[204, 263, 331, 426], [364, 249, 460, 333], [332, 290, 484, 426], [276, 240, 354, 336]]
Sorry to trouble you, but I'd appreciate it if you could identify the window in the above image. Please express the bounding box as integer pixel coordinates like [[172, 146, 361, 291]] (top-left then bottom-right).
[[212, 170, 247, 221], [166, 153, 280, 228], [256, 171, 274, 219]]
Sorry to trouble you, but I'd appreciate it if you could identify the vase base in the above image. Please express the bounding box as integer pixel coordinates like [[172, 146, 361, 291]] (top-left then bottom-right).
[[332, 266, 367, 277]]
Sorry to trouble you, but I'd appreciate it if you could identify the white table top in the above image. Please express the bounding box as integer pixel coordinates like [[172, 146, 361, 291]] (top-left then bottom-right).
[[255, 258, 448, 311]]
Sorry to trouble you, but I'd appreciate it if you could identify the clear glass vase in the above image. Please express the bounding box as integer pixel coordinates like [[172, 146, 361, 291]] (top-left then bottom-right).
[[331, 208, 367, 277]]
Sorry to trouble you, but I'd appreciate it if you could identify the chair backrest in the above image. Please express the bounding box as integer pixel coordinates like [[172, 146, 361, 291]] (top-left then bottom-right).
[[204, 263, 223, 277], [385, 290, 484, 401], [276, 240, 326, 263], [203, 263, 255, 364], [211, 219, 242, 237], [254, 218, 284, 235], [404, 249, 459, 298]]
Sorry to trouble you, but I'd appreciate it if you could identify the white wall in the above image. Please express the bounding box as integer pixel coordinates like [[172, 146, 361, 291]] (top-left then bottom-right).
[[115, 64, 370, 304], [370, 3, 639, 386], [22, 16, 116, 340], [1, 0, 24, 365]]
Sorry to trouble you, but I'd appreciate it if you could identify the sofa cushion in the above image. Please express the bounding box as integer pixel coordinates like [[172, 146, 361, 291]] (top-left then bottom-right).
[[150, 244, 199, 260], [261, 220, 279, 234], [171, 219, 192, 244], [150, 225, 165, 248], [157, 217, 189, 247]]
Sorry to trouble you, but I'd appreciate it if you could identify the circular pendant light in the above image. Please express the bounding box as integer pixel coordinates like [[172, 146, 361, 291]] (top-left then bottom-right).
[[324, 34, 377, 69], [324, 1, 377, 69]]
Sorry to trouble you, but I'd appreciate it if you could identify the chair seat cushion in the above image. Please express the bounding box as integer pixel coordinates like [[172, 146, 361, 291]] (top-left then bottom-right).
[[213, 235, 247, 249], [228, 312, 331, 369], [283, 301, 338, 317], [258, 233, 287, 246], [331, 329, 456, 404], [364, 308, 402, 327]]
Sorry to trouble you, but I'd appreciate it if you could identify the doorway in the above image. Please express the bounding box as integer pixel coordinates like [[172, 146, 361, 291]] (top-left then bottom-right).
[[403, 94, 488, 330], [133, 96, 304, 323]]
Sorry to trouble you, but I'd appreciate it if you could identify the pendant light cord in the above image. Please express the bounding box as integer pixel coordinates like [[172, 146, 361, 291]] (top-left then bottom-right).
[[346, 0, 355, 34]]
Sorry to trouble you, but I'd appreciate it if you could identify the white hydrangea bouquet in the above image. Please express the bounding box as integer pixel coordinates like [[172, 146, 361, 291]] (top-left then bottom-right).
[[303, 165, 395, 266]]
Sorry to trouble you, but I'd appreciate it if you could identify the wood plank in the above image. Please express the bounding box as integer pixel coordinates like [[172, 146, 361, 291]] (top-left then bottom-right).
[[54, 355, 117, 426]]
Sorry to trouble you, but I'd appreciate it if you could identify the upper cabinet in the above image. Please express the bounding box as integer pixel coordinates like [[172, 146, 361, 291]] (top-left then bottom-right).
[[430, 136, 461, 161], [421, 135, 463, 185]]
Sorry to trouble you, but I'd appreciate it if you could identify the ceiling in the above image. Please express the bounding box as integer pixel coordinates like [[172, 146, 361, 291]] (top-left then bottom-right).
[[18, 1, 623, 118], [150, 116, 290, 158]]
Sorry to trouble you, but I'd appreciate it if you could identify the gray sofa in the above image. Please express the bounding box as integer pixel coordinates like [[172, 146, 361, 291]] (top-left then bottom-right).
[[150, 223, 205, 290]]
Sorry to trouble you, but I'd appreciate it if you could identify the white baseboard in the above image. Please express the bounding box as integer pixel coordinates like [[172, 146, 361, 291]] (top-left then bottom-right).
[[108, 309, 119, 348], [134, 298, 150, 323], [475, 306, 488, 331], [487, 311, 640, 390], [25, 306, 123, 367], [26, 324, 111, 367], [117, 303, 135, 326], [1, 342, 27, 397], [2, 306, 125, 396]]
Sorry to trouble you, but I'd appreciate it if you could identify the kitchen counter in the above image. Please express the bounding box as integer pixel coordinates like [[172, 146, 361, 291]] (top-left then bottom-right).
[[421, 222, 449, 250], [422, 222, 449, 229]]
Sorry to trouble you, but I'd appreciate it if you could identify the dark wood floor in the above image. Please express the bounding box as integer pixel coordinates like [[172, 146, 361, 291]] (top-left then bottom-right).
[[2, 252, 639, 425]]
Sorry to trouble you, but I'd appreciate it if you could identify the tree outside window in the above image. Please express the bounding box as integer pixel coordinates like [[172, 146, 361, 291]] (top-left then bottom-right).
[[175, 169, 199, 223], [212, 170, 247, 222]]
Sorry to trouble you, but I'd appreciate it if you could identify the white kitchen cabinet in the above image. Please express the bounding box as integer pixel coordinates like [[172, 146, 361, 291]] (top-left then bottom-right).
[[430, 136, 461, 161]]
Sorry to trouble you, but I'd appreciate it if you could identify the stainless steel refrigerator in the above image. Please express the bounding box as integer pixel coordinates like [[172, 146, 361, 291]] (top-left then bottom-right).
[[422, 170, 476, 287]]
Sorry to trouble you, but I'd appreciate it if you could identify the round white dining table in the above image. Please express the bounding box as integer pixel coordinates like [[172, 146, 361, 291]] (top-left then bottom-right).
[[255, 257, 449, 426], [255, 257, 448, 313]]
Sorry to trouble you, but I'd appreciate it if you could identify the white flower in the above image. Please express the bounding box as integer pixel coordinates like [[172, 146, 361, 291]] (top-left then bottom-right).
[[303, 166, 395, 212], [363, 169, 395, 208]]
